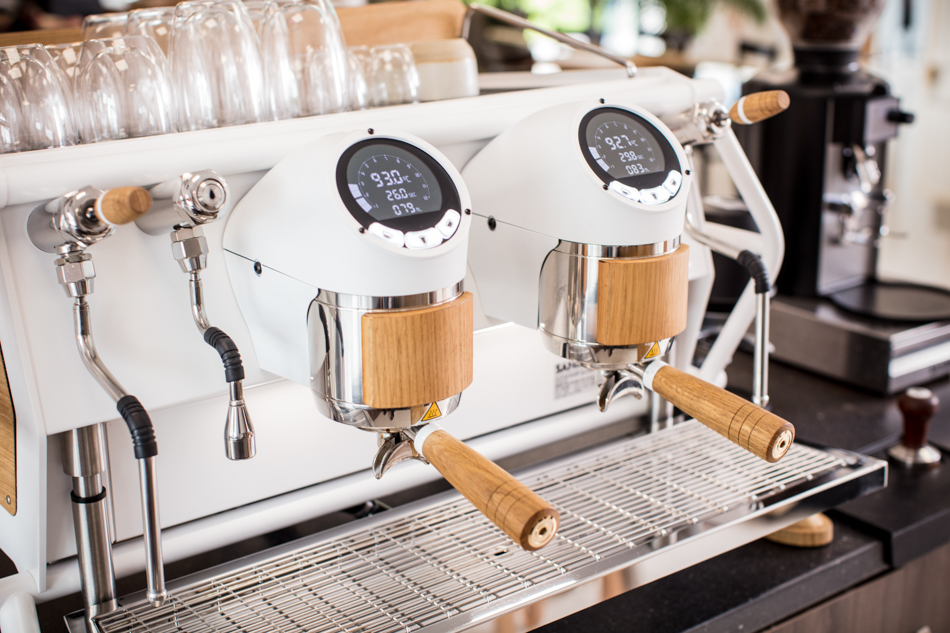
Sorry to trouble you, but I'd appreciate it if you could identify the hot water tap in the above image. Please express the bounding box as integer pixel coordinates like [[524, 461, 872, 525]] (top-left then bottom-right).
[[135, 171, 256, 460], [224, 129, 560, 551], [27, 186, 168, 611]]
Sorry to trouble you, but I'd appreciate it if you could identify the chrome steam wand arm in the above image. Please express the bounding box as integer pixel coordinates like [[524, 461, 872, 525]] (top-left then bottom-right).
[[144, 171, 255, 460], [36, 186, 169, 608]]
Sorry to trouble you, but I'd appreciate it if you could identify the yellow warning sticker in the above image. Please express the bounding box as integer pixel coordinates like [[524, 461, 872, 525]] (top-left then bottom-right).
[[421, 402, 443, 422], [644, 342, 661, 359]]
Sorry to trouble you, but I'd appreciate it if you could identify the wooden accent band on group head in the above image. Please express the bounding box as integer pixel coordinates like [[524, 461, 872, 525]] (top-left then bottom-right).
[[361, 292, 473, 410], [97, 187, 152, 226], [417, 426, 560, 551], [730, 91, 790, 125], [646, 362, 795, 463], [596, 244, 689, 346], [0, 343, 16, 516]]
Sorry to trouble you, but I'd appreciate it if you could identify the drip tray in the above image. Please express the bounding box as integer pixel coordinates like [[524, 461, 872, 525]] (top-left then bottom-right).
[[82, 421, 885, 633]]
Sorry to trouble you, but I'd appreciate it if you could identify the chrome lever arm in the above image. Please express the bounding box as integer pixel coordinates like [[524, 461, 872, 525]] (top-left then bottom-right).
[[466, 3, 637, 77]]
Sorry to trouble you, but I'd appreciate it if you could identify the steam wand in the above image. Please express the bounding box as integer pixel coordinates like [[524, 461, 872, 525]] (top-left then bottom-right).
[[28, 186, 168, 607], [138, 172, 255, 460]]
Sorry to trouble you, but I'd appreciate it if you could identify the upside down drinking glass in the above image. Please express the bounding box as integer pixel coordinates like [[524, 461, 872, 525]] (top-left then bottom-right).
[[0, 45, 76, 153], [169, 0, 266, 130], [74, 36, 177, 143]]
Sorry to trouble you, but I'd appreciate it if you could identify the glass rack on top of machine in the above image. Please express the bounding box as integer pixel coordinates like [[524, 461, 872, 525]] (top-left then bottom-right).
[[0, 0, 426, 153]]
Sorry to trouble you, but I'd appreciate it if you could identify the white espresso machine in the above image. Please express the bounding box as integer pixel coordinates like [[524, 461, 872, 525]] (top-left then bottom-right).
[[0, 60, 885, 632]]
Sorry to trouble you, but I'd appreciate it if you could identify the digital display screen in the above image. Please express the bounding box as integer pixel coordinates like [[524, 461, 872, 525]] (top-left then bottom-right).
[[584, 111, 666, 179], [344, 143, 443, 223]]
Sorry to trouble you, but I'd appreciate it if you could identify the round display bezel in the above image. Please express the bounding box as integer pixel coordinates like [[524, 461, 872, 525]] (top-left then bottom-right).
[[336, 138, 462, 234], [578, 106, 681, 189]]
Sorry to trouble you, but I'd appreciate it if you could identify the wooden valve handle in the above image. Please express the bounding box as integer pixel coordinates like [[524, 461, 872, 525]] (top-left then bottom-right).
[[730, 91, 790, 125], [645, 362, 795, 462], [415, 425, 560, 551], [97, 187, 153, 225]]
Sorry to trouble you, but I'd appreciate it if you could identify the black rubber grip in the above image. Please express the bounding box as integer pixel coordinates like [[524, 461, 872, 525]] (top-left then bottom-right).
[[117, 395, 158, 459], [203, 327, 245, 383], [737, 250, 770, 294]]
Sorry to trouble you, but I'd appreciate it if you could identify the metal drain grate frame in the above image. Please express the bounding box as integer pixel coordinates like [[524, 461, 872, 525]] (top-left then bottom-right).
[[94, 421, 885, 633]]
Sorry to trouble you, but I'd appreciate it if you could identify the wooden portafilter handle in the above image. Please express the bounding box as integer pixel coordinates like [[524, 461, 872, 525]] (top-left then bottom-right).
[[413, 424, 560, 551], [729, 90, 790, 125], [642, 361, 795, 462], [96, 187, 153, 225]]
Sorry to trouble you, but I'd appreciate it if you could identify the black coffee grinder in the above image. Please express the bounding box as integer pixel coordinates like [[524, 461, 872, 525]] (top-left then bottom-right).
[[737, 0, 950, 394]]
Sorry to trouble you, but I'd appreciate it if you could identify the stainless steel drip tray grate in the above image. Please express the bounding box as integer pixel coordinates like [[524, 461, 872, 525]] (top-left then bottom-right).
[[93, 421, 885, 633]]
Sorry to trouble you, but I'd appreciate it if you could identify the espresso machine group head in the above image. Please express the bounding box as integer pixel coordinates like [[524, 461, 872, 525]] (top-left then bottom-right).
[[224, 129, 560, 551], [465, 100, 795, 463]]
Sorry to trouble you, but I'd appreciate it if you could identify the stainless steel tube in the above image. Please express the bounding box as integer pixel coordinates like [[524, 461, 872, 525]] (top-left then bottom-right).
[[468, 3, 637, 77], [138, 457, 167, 607], [73, 296, 168, 607], [62, 426, 117, 621], [189, 271, 212, 333], [753, 291, 770, 408], [74, 297, 128, 402]]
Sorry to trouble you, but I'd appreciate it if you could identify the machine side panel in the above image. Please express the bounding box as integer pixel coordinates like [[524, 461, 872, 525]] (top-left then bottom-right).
[[0, 342, 15, 515], [0, 212, 49, 590]]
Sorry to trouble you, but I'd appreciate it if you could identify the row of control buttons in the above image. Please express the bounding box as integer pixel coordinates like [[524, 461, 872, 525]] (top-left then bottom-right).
[[366, 209, 461, 249], [607, 170, 683, 206]]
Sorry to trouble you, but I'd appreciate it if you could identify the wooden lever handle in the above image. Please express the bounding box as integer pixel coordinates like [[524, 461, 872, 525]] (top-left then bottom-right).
[[97, 187, 153, 225], [415, 425, 560, 551], [730, 90, 790, 125], [645, 362, 795, 462]]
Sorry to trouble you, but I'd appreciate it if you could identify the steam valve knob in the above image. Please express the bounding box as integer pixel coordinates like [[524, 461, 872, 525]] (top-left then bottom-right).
[[98, 187, 152, 225], [887, 110, 915, 125], [888, 387, 941, 468]]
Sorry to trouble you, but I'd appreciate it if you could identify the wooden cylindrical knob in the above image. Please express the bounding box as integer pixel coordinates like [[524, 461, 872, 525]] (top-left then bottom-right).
[[97, 187, 153, 225], [415, 426, 560, 551], [897, 387, 939, 450], [646, 362, 795, 462], [730, 90, 790, 125]]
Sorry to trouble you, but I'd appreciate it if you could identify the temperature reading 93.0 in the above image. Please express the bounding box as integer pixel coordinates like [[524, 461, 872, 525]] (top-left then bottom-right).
[[349, 148, 443, 222], [369, 170, 418, 213]]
